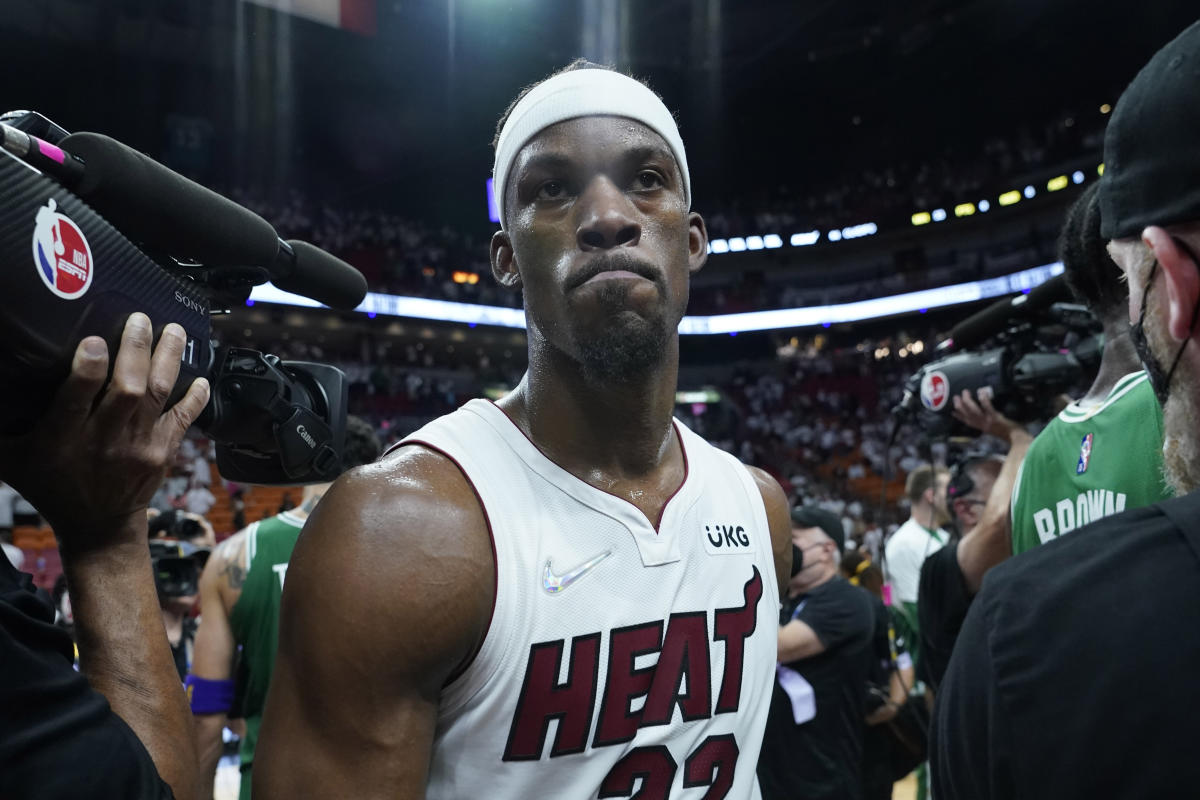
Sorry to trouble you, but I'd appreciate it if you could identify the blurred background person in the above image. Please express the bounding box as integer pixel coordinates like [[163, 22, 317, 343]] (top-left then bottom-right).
[[1009, 181, 1172, 553], [759, 506, 875, 800]]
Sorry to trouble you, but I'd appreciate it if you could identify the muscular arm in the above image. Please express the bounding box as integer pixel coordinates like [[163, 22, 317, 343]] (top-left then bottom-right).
[[191, 531, 246, 799], [957, 429, 1033, 594], [747, 466, 793, 599], [253, 447, 495, 799]]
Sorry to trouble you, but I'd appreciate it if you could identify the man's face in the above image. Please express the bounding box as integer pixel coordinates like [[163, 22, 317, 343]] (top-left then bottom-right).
[[1109, 239, 1200, 493], [492, 116, 707, 382], [790, 525, 835, 584], [954, 470, 996, 533]]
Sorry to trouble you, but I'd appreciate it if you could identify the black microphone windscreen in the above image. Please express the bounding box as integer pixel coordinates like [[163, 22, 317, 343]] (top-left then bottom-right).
[[1024, 273, 1071, 310], [944, 295, 1022, 352], [274, 240, 367, 310], [944, 273, 1071, 352], [61, 132, 280, 267]]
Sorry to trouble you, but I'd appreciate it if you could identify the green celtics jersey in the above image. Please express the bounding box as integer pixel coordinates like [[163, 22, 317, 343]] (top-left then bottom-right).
[[228, 510, 306, 784], [1010, 371, 1172, 554]]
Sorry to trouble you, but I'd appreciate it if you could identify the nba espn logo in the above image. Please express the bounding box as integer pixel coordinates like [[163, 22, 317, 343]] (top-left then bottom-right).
[[32, 198, 93, 300]]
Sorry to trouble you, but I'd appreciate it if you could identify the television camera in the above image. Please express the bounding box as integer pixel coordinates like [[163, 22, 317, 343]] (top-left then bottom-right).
[[0, 111, 368, 484]]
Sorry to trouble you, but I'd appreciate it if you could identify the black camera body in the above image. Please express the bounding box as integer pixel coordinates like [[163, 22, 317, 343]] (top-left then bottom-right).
[[148, 539, 206, 599], [0, 113, 354, 484], [897, 303, 1102, 437]]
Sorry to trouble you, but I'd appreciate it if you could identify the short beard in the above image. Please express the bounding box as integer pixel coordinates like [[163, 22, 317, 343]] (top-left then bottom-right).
[[1142, 292, 1200, 494], [572, 282, 671, 384], [1161, 355, 1200, 494]]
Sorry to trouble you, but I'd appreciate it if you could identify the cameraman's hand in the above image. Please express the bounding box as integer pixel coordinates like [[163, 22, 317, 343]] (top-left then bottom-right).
[[951, 388, 1023, 441], [0, 313, 209, 553]]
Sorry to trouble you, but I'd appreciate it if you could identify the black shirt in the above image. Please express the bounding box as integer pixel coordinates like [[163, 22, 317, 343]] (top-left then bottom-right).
[[916, 541, 971, 691], [0, 557, 174, 799], [932, 492, 1200, 800], [758, 576, 876, 800]]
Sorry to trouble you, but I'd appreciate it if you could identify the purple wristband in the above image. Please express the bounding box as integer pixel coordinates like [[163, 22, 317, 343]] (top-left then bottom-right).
[[185, 674, 235, 714]]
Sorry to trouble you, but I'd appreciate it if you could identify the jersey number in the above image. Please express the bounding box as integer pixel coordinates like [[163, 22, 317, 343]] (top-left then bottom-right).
[[598, 734, 738, 799]]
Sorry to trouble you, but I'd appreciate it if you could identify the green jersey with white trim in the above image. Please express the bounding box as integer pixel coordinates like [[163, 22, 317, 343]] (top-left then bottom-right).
[[227, 510, 306, 785], [1010, 371, 1172, 554]]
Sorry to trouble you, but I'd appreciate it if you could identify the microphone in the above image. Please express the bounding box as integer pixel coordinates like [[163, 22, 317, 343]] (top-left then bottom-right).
[[939, 273, 1071, 352], [37, 130, 365, 309], [274, 240, 368, 310]]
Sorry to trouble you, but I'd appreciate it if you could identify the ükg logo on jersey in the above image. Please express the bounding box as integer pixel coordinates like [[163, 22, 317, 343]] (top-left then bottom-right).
[[32, 198, 93, 300], [1076, 432, 1093, 475]]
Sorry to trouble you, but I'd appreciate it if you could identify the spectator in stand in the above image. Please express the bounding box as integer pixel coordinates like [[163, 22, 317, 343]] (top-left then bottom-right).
[[183, 478, 216, 517]]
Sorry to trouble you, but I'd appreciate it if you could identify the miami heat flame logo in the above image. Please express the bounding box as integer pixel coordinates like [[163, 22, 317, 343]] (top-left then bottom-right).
[[32, 198, 93, 300]]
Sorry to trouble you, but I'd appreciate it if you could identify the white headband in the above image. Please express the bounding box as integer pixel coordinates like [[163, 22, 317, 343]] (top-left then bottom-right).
[[492, 68, 691, 230]]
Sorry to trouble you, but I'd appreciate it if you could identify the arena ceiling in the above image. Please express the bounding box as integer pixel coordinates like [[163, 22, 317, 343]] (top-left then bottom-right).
[[0, 0, 1195, 228]]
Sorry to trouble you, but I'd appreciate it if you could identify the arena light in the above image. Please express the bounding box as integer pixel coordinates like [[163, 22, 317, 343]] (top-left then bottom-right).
[[931, 208, 947, 222], [745, 235, 765, 251], [1100, 103, 1111, 114], [451, 271, 479, 285], [841, 222, 878, 239], [249, 262, 1064, 335], [1097, 163, 1105, 176], [999, 190, 1021, 207], [1072, 170, 1085, 185], [675, 260, 1065, 334], [1047, 175, 1069, 192], [954, 203, 975, 217], [710, 238, 730, 254], [728, 237, 747, 252], [763, 234, 784, 249], [911, 212, 932, 226], [791, 230, 821, 246], [828, 229, 843, 242], [1023, 185, 1036, 199], [978, 199, 991, 212]]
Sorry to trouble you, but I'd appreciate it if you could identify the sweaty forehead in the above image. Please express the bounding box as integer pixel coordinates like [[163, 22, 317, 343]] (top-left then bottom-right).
[[512, 116, 677, 177]]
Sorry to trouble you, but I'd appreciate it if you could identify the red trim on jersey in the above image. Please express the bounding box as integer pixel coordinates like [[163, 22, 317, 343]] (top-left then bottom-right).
[[395, 438, 498, 687], [486, 400, 690, 534]]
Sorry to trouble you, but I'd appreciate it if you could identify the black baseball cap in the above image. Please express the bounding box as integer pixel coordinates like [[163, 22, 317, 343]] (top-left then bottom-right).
[[1101, 19, 1200, 240], [791, 505, 845, 553]]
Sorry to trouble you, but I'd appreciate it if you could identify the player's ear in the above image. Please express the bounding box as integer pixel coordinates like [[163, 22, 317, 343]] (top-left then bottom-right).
[[687, 212, 708, 276], [1143, 226, 1200, 343], [490, 230, 522, 290]]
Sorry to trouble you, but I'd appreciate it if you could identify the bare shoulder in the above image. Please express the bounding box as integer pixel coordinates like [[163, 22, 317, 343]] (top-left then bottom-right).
[[203, 527, 250, 606], [745, 465, 792, 597], [282, 443, 495, 684]]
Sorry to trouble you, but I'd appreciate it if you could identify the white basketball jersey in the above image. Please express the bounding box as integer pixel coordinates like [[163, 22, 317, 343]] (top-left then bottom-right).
[[402, 399, 780, 800]]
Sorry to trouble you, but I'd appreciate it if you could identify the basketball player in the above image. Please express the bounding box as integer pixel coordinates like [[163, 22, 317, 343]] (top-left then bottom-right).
[[934, 20, 1200, 798], [189, 416, 380, 800], [1008, 181, 1172, 553], [254, 61, 792, 798]]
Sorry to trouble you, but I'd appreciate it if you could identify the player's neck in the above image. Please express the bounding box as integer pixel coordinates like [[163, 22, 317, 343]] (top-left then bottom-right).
[[502, 341, 681, 480], [1078, 322, 1142, 406], [907, 505, 940, 532]]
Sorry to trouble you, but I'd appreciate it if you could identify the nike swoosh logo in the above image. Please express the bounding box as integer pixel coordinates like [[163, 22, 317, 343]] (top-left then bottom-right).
[[543, 550, 613, 594]]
